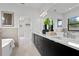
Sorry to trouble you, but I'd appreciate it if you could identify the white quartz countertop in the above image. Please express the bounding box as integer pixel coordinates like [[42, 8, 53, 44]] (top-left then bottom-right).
[[33, 31, 79, 51]]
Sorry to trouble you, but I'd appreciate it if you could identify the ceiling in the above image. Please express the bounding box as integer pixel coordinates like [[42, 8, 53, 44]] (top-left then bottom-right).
[[0, 3, 79, 14], [49, 3, 79, 14], [20, 3, 79, 14]]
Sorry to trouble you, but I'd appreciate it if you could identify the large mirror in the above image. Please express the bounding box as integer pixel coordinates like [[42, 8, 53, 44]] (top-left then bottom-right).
[[1, 11, 14, 27], [68, 16, 79, 31]]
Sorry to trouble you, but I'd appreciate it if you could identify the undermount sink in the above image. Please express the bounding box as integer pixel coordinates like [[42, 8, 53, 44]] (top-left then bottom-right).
[[55, 37, 62, 39]]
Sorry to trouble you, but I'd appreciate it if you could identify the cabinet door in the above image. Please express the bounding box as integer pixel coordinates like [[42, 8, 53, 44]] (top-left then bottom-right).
[[36, 35, 42, 54], [36, 35, 46, 55], [34, 34, 38, 47], [39, 37, 47, 56], [42, 37, 57, 56]]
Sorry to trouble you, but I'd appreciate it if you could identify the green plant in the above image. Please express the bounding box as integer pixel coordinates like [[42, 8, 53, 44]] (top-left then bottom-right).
[[43, 18, 54, 31], [44, 18, 50, 25]]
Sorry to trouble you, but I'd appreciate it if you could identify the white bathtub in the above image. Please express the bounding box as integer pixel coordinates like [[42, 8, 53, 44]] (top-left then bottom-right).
[[2, 39, 15, 56]]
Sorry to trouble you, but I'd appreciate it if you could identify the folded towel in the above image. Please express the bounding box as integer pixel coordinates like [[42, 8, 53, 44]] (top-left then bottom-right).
[[2, 39, 15, 48]]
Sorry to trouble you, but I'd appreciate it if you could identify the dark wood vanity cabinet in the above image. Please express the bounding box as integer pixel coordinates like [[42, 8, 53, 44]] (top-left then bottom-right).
[[33, 34, 79, 56]]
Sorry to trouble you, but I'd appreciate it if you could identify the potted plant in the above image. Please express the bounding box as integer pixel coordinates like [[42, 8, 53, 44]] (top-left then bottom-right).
[[44, 18, 50, 30], [42, 18, 54, 34], [42, 18, 50, 34]]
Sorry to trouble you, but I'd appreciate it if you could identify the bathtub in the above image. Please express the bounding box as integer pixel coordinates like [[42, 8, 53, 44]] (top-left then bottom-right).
[[2, 39, 15, 56]]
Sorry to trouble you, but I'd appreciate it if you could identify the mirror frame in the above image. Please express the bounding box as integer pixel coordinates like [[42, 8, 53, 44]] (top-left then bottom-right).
[[1, 11, 14, 27]]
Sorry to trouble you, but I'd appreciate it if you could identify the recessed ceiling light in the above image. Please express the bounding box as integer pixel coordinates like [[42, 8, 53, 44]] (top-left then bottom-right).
[[68, 8, 72, 10]]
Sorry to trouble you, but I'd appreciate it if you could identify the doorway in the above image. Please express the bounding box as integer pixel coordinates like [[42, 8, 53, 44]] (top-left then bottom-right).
[[19, 17, 32, 47]]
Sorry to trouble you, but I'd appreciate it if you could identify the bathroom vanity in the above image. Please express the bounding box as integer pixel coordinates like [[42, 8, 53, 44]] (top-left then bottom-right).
[[33, 32, 79, 56]]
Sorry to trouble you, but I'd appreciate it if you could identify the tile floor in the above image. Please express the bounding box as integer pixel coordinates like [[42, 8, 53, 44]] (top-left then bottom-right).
[[11, 38, 40, 56]]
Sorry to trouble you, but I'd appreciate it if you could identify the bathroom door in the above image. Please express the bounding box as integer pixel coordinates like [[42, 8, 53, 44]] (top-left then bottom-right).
[[19, 17, 32, 46]]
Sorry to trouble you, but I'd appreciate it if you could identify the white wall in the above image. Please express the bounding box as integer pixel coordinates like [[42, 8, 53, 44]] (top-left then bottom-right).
[[0, 4, 20, 28], [36, 10, 64, 33], [0, 4, 41, 46], [0, 4, 39, 28], [0, 4, 64, 36], [47, 11, 64, 29], [1, 28, 18, 46], [63, 7, 79, 28], [62, 7, 79, 36]]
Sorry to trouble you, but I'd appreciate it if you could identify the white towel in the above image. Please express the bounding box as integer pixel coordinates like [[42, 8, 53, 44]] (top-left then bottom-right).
[[2, 39, 15, 48], [10, 39, 15, 48]]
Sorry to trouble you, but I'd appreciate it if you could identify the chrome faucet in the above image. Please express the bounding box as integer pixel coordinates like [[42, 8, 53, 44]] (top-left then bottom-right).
[[63, 28, 76, 39]]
